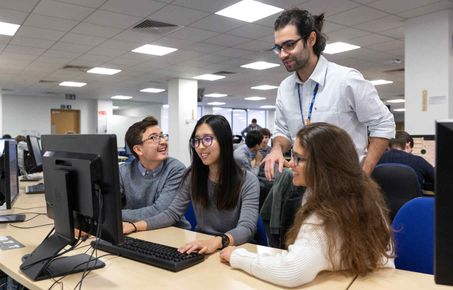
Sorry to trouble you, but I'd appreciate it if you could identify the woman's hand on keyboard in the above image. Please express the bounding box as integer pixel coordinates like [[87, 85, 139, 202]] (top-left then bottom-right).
[[178, 237, 222, 255]]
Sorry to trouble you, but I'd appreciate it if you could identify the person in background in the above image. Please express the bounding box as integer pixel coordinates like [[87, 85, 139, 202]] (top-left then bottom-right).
[[220, 123, 394, 287], [378, 131, 434, 190], [121, 116, 188, 234], [1, 134, 12, 139], [259, 128, 272, 158], [144, 114, 260, 255], [241, 118, 262, 138], [234, 130, 264, 176], [263, 8, 395, 180], [15, 135, 28, 176]]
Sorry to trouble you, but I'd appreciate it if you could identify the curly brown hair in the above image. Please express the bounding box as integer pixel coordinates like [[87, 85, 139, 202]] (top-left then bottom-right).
[[285, 122, 394, 274]]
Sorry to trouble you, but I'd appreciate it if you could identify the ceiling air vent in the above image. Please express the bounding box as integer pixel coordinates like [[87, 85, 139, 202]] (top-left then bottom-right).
[[132, 19, 182, 35], [1, 88, 13, 92], [62, 65, 90, 71], [39, 80, 58, 83], [213, 71, 236, 75], [383, 68, 404, 73]]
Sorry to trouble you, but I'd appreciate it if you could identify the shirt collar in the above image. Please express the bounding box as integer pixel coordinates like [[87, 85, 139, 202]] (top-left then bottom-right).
[[137, 160, 164, 177], [293, 54, 328, 87]]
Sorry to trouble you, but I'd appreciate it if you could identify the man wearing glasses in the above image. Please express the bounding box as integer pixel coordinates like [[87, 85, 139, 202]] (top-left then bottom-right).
[[121, 116, 189, 234], [263, 8, 395, 180]]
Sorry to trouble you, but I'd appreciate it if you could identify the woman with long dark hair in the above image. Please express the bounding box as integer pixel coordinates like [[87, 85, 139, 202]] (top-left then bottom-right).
[[220, 122, 394, 287], [144, 114, 260, 254]]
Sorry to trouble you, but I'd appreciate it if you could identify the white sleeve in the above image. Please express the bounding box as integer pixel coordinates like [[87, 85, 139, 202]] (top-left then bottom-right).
[[273, 86, 292, 142], [229, 219, 331, 288]]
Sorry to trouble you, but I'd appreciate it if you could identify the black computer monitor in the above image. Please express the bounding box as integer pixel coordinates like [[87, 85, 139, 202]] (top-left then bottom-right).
[[435, 121, 453, 286], [20, 134, 124, 281], [0, 139, 19, 209], [26, 135, 43, 173]]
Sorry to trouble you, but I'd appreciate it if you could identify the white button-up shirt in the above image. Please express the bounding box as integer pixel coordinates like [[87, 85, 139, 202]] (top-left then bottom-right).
[[274, 55, 395, 160]]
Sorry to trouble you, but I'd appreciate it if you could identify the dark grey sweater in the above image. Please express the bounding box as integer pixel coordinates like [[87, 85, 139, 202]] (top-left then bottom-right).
[[146, 170, 260, 245]]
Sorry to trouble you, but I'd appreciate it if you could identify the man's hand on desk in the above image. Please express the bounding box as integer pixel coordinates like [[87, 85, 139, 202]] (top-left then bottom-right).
[[122, 220, 147, 234], [219, 246, 236, 264]]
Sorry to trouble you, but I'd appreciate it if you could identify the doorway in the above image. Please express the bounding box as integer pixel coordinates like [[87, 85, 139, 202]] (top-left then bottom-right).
[[51, 109, 80, 134]]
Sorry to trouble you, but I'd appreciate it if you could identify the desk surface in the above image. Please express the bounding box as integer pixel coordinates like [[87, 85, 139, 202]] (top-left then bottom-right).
[[349, 268, 453, 290], [0, 185, 355, 290]]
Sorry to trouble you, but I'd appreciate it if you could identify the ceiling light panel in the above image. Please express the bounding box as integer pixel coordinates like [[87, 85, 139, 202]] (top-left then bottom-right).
[[132, 44, 178, 56], [215, 0, 283, 23], [59, 81, 86, 87], [251, 85, 278, 90], [193, 74, 225, 81], [241, 61, 280, 70], [324, 42, 360, 54], [0, 21, 20, 36], [140, 88, 166, 93], [87, 67, 122, 75]]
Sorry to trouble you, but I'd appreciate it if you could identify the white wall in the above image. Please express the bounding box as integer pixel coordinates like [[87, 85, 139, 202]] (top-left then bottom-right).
[[405, 10, 453, 134], [2, 94, 97, 137]]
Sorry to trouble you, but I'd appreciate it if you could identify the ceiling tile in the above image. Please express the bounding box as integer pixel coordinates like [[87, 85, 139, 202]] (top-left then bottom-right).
[[0, 8, 29, 24], [368, 0, 441, 14], [327, 28, 371, 42], [52, 41, 93, 53], [328, 6, 389, 26], [85, 10, 142, 29], [190, 14, 244, 33], [167, 27, 218, 42], [59, 32, 107, 46], [23, 14, 79, 32], [3, 45, 46, 56], [300, 0, 360, 16], [34, 0, 95, 21], [148, 4, 209, 26], [203, 34, 250, 47], [9, 36, 56, 49], [55, 0, 105, 9], [227, 24, 270, 39], [357, 15, 404, 33], [101, 0, 166, 18], [15, 26, 66, 41], [171, 0, 238, 13], [0, 0, 39, 12], [350, 34, 394, 47], [397, 0, 453, 18], [71, 22, 123, 38]]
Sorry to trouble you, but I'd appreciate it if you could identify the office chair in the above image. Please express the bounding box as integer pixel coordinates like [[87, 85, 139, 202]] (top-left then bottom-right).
[[184, 202, 197, 231], [392, 197, 434, 274], [372, 163, 422, 221]]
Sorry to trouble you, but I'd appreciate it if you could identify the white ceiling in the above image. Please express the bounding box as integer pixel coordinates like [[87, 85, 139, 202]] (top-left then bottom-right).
[[0, 0, 452, 111]]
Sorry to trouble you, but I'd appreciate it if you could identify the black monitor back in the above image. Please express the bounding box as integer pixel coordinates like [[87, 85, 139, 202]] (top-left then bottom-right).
[[41, 134, 123, 245], [435, 121, 453, 285], [26, 135, 43, 173], [0, 139, 19, 209]]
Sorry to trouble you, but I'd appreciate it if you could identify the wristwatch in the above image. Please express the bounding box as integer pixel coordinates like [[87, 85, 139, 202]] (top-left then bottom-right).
[[218, 233, 230, 249]]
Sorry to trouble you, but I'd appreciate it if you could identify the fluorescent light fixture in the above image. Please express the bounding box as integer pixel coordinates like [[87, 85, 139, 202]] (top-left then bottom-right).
[[0, 21, 20, 36], [162, 104, 169, 109], [193, 74, 225, 81], [241, 61, 280, 70], [251, 85, 278, 90], [393, 108, 405, 112], [112, 106, 120, 110], [59, 81, 86, 87], [370, 79, 394, 86], [132, 44, 178, 56], [260, 105, 276, 109], [87, 67, 121, 75], [324, 42, 360, 54], [205, 93, 227, 98], [207, 102, 226, 106], [215, 0, 283, 23], [111, 95, 133, 100], [140, 88, 166, 93], [245, 96, 266, 101], [386, 98, 405, 103]]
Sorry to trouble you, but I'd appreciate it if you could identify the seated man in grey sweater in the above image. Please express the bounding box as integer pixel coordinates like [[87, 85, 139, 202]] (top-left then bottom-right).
[[121, 116, 189, 234], [234, 130, 264, 175]]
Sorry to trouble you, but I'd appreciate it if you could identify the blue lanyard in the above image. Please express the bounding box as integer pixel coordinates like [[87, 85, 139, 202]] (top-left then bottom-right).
[[297, 82, 319, 125]]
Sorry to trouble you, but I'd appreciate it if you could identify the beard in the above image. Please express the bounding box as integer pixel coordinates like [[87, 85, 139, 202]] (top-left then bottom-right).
[[283, 54, 310, 72]]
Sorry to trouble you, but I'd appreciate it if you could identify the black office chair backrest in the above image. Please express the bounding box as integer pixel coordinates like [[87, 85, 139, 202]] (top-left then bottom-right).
[[372, 163, 422, 221]]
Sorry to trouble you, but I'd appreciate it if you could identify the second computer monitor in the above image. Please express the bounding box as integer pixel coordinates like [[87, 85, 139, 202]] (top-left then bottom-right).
[[26, 135, 43, 173], [0, 139, 19, 209]]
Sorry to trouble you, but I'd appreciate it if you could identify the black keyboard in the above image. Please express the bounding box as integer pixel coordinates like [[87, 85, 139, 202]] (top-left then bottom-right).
[[25, 183, 45, 194], [91, 236, 204, 272]]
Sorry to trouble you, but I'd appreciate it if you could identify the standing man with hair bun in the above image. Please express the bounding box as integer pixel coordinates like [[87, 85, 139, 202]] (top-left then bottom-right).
[[263, 8, 395, 180]]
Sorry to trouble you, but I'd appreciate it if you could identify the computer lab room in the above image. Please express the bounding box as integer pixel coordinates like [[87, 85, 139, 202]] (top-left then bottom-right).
[[0, 0, 452, 289]]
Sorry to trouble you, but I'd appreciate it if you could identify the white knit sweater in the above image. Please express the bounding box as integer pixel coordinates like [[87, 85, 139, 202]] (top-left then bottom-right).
[[230, 214, 395, 288]]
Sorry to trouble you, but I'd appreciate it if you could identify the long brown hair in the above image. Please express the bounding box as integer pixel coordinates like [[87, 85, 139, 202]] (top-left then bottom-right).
[[285, 122, 393, 274]]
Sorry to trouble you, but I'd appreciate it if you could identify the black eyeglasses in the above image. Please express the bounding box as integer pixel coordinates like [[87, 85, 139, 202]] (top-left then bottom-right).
[[291, 149, 306, 166], [272, 38, 303, 55], [141, 133, 169, 144], [190, 135, 216, 148]]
